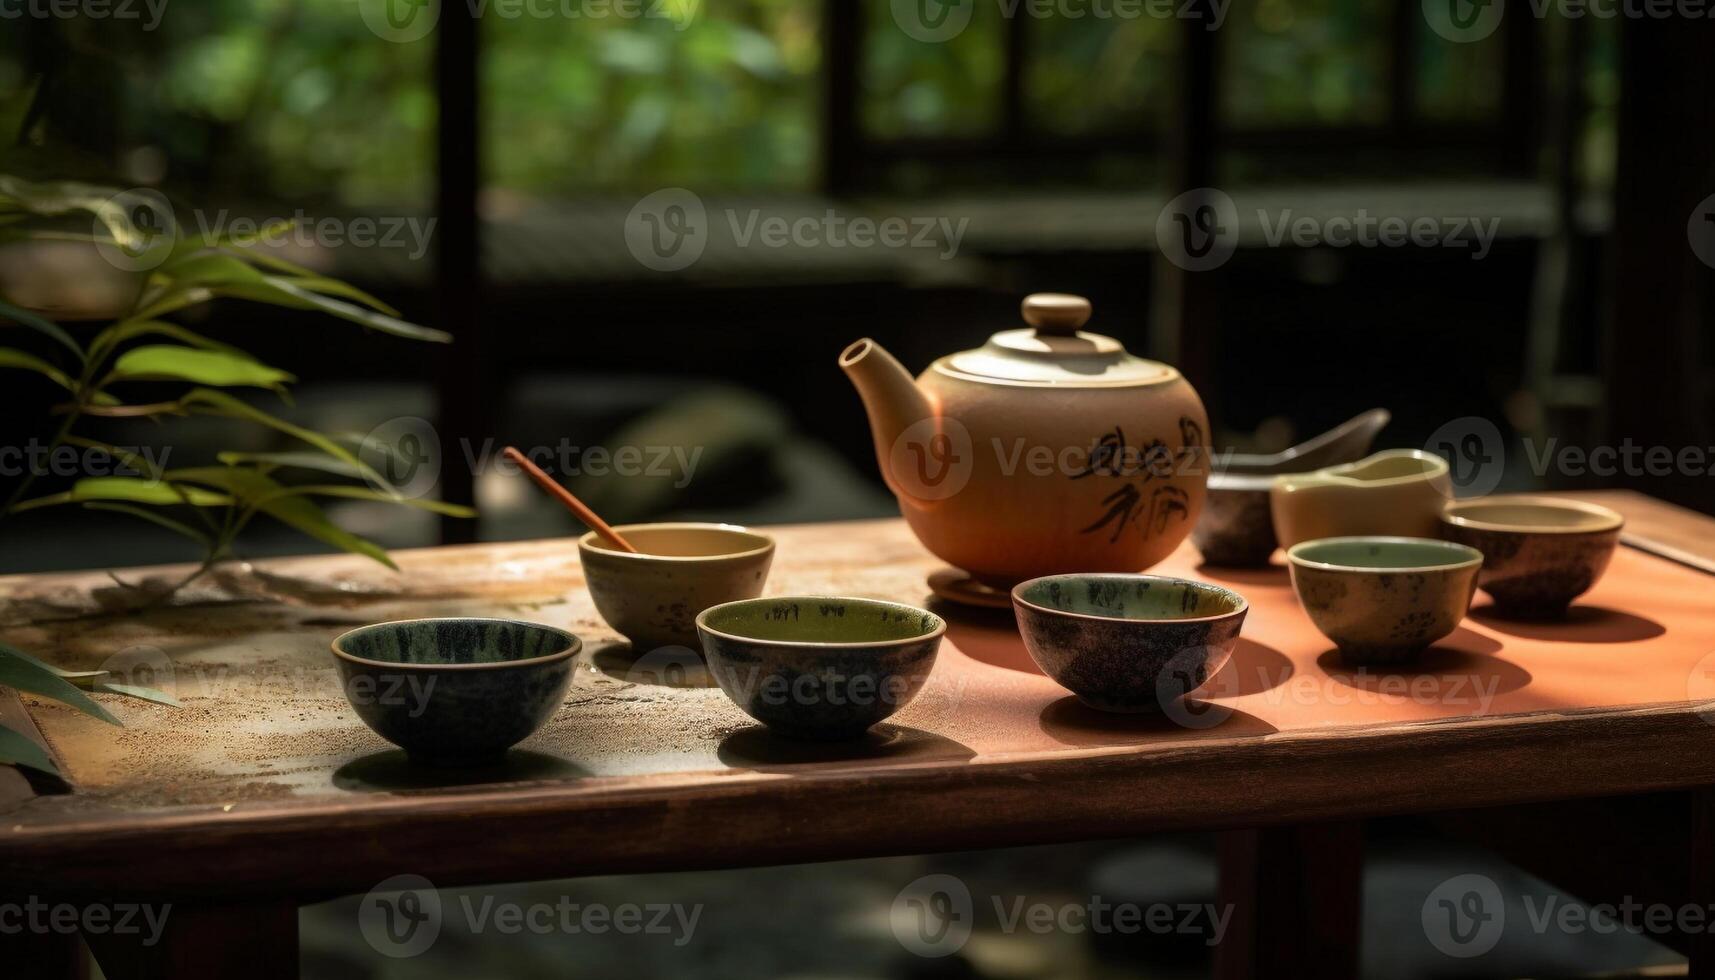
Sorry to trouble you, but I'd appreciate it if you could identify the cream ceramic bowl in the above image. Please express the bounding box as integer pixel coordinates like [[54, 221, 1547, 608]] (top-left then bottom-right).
[[1439, 496, 1624, 617], [1270, 449, 1453, 549], [578, 523, 775, 652], [1287, 536, 1483, 666]]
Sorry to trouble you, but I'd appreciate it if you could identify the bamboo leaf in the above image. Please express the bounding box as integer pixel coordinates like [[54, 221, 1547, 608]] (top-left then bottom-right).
[[89, 319, 246, 362], [0, 178, 172, 263], [181, 390, 385, 484], [156, 251, 267, 288], [163, 218, 294, 265], [0, 640, 121, 725], [221, 218, 295, 248], [0, 722, 59, 775], [13, 477, 232, 513], [272, 276, 401, 318], [216, 277, 449, 343], [92, 682, 179, 707], [49, 668, 110, 681], [131, 285, 213, 322], [54, 669, 180, 708], [0, 297, 84, 362], [279, 484, 477, 518], [0, 174, 118, 216], [64, 437, 159, 477], [0, 346, 74, 390], [168, 466, 398, 569], [215, 450, 378, 484], [215, 243, 317, 279], [111, 345, 294, 388], [82, 502, 213, 547]]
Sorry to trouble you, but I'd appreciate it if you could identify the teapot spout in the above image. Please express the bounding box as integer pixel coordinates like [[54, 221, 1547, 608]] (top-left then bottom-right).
[[840, 338, 935, 500]]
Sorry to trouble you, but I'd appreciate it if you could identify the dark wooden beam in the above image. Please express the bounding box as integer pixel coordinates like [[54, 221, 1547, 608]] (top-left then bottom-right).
[[1002, 3, 1029, 144], [1150, 7, 1221, 412], [1215, 822, 1364, 980], [1603, 12, 1715, 511], [1500, 1, 1544, 174], [434, 0, 485, 544], [822, 0, 863, 196], [83, 901, 296, 980], [1387, 0, 1419, 137]]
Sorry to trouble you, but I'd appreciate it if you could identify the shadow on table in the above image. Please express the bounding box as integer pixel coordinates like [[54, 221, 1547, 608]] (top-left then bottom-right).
[[717, 724, 975, 772], [1193, 562, 1290, 587], [929, 597, 1041, 675], [1038, 697, 1277, 748], [1315, 635, 1533, 698], [333, 749, 590, 793], [1468, 604, 1666, 643], [1201, 637, 1295, 698], [587, 639, 717, 688]]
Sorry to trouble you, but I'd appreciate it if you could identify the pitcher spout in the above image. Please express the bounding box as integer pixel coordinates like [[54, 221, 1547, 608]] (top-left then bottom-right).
[[839, 338, 936, 501]]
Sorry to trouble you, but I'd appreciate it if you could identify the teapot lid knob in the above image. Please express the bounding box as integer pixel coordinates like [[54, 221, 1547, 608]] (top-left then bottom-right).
[[1020, 293, 1091, 336]]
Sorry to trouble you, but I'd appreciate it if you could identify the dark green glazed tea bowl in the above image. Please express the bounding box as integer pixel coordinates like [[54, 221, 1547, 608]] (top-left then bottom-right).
[[331, 618, 579, 765], [696, 596, 945, 740], [1012, 574, 1249, 713]]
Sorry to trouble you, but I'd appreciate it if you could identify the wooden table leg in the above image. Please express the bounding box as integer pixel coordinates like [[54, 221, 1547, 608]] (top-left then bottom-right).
[[1214, 821, 1364, 980], [1690, 789, 1715, 980], [82, 901, 297, 980], [0, 900, 88, 980]]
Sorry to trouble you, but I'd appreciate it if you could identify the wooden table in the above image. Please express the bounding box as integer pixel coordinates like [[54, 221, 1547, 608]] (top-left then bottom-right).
[[3, 490, 1714, 979]]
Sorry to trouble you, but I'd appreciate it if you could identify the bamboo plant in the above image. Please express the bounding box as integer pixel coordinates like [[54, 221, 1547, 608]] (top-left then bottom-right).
[[0, 174, 474, 775]]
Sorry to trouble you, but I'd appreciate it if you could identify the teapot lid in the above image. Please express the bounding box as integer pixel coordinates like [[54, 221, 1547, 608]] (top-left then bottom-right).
[[938, 294, 1179, 387]]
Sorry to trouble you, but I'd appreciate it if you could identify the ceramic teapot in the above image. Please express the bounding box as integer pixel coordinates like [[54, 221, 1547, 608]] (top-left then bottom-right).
[[840, 293, 1209, 588]]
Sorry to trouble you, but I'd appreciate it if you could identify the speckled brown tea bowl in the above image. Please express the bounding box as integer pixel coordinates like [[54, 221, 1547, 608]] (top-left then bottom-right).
[[1191, 472, 1278, 567], [1439, 496, 1623, 618], [696, 596, 945, 740], [331, 618, 579, 766], [1011, 574, 1249, 713], [579, 523, 775, 653], [1286, 537, 1482, 666]]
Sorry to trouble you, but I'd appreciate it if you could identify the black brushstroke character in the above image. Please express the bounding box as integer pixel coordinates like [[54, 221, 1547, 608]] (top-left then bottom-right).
[[1075, 416, 1203, 542], [1072, 427, 1131, 479]]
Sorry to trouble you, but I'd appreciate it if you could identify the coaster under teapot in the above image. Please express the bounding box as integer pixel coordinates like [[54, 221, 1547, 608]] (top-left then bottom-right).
[[927, 567, 1014, 609]]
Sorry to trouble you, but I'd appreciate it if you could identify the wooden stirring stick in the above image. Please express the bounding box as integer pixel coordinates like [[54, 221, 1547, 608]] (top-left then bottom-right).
[[502, 446, 639, 553]]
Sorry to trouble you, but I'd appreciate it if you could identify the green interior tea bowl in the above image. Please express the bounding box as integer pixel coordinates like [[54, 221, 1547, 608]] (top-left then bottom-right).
[[696, 596, 945, 740], [1286, 536, 1482, 666], [1440, 495, 1623, 618], [1012, 574, 1249, 713], [331, 618, 579, 765]]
